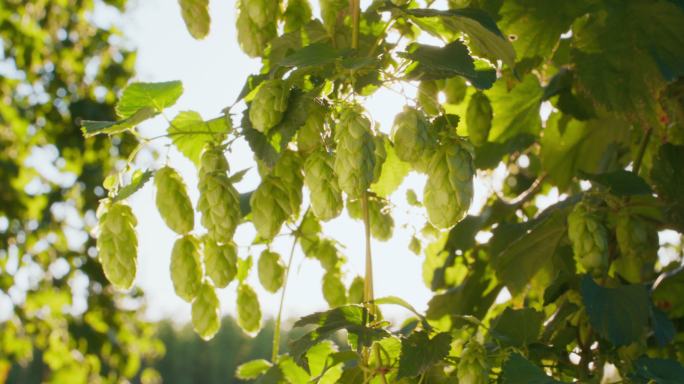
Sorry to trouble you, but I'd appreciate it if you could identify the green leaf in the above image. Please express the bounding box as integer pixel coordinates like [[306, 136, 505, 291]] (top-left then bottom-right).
[[370, 140, 411, 198], [653, 267, 684, 318], [403, 7, 516, 69], [397, 331, 451, 379], [579, 170, 652, 196], [580, 275, 650, 346], [236, 359, 273, 380], [651, 144, 684, 205], [403, 41, 496, 89], [474, 133, 535, 170], [81, 107, 156, 137], [179, 0, 210, 39], [279, 42, 341, 68], [374, 296, 431, 331], [112, 169, 154, 202], [632, 357, 684, 384], [501, 353, 565, 384], [168, 111, 231, 166], [491, 307, 543, 347], [116, 81, 183, 119], [486, 74, 543, 143], [493, 210, 567, 296]]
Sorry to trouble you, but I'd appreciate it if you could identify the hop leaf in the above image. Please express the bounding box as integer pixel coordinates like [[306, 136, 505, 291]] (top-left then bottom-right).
[[334, 107, 376, 198], [249, 80, 289, 133], [457, 340, 488, 384], [170, 235, 203, 302], [96, 201, 138, 289], [237, 283, 262, 333], [614, 212, 658, 283], [567, 202, 609, 274], [203, 239, 238, 288], [466, 91, 493, 146], [258, 250, 285, 293], [250, 175, 291, 240], [322, 271, 347, 307], [155, 166, 194, 234], [418, 80, 440, 116], [423, 142, 474, 228], [198, 146, 241, 243], [192, 282, 221, 340], [304, 150, 343, 221], [391, 106, 434, 164]]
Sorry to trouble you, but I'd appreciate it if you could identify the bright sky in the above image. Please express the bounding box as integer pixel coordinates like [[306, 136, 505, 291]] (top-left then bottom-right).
[[120, 0, 453, 324]]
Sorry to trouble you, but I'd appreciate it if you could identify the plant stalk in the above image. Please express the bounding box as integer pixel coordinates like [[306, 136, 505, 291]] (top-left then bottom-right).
[[361, 191, 374, 313], [351, 0, 360, 49], [633, 125, 653, 176], [271, 230, 300, 361]]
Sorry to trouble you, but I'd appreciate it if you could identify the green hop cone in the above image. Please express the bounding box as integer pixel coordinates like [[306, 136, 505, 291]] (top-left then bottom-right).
[[348, 276, 364, 304], [297, 102, 326, 155], [192, 282, 221, 340], [236, 2, 277, 58], [179, 0, 210, 40], [250, 175, 291, 239], [283, 0, 312, 32], [304, 150, 343, 221], [409, 235, 421, 255], [466, 91, 493, 146], [305, 238, 342, 272], [423, 142, 474, 228], [170, 235, 203, 302], [244, 0, 279, 27], [203, 239, 238, 288], [199, 144, 229, 175], [333, 107, 376, 198], [444, 77, 467, 105], [391, 106, 434, 164], [258, 250, 285, 293], [320, 0, 348, 34], [418, 80, 440, 116], [249, 79, 289, 133], [272, 150, 304, 217], [614, 212, 658, 283], [372, 134, 387, 183], [567, 202, 609, 274], [198, 147, 241, 244], [96, 201, 138, 289], [155, 166, 194, 235], [237, 283, 262, 333], [322, 271, 347, 307], [457, 340, 488, 384], [348, 196, 394, 241]]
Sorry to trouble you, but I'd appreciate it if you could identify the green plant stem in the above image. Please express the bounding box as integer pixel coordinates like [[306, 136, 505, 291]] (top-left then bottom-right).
[[361, 191, 374, 312], [351, 0, 360, 50], [271, 229, 300, 362], [633, 126, 652, 176]]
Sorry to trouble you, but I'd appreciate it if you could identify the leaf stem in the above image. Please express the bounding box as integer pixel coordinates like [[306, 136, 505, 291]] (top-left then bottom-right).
[[633, 125, 652, 176]]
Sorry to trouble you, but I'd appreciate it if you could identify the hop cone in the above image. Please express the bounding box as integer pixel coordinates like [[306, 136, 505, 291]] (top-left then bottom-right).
[[305, 238, 342, 272], [297, 102, 326, 154], [423, 142, 474, 228], [192, 282, 221, 340], [272, 150, 304, 217], [258, 250, 285, 293], [614, 212, 658, 283], [236, 2, 277, 58], [348, 276, 364, 304], [250, 175, 291, 239], [418, 80, 440, 116], [198, 146, 241, 243], [170, 235, 203, 302], [457, 340, 488, 384], [333, 107, 376, 198], [444, 77, 467, 105], [567, 202, 609, 274], [249, 79, 289, 133], [466, 91, 493, 146], [322, 271, 347, 307], [155, 166, 194, 235], [304, 150, 343, 221], [244, 0, 278, 27], [237, 283, 261, 333], [372, 134, 387, 183], [203, 239, 238, 288], [283, 0, 312, 32], [96, 201, 138, 289], [348, 195, 394, 241], [391, 106, 433, 164]]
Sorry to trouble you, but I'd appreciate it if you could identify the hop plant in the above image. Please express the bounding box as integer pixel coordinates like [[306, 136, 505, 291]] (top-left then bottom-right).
[[391, 106, 434, 164], [198, 146, 241, 244], [466, 91, 493, 146], [283, 0, 312, 33], [96, 201, 138, 289], [272, 150, 304, 217], [423, 142, 474, 228], [334, 107, 376, 198], [250, 175, 291, 240], [155, 166, 194, 235], [320, 0, 348, 34], [322, 271, 347, 307], [249, 79, 289, 133], [203, 239, 238, 288], [304, 150, 343, 221], [348, 195, 394, 241], [192, 282, 221, 340], [258, 250, 285, 293], [170, 235, 203, 302], [567, 202, 609, 274], [297, 102, 326, 155], [236, 2, 277, 57], [237, 283, 261, 333], [243, 0, 279, 27], [418, 80, 440, 116], [457, 340, 488, 384], [614, 212, 658, 283]]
